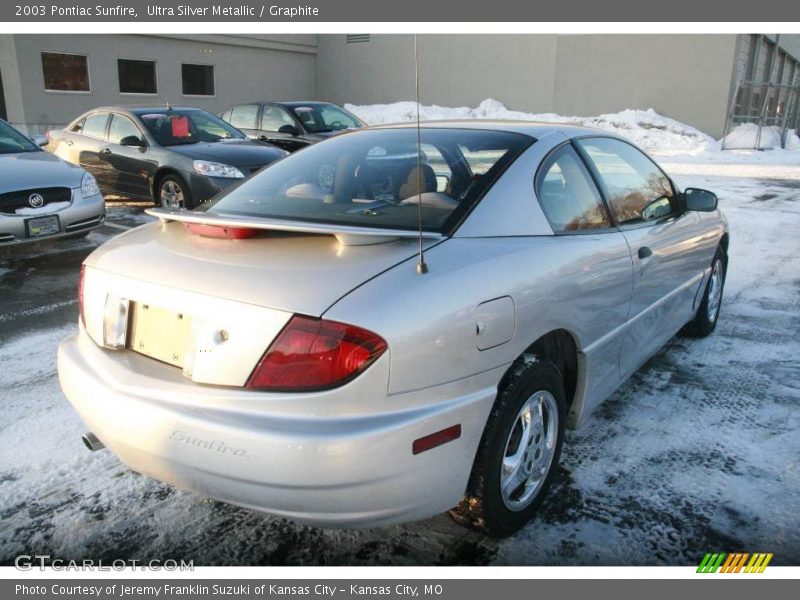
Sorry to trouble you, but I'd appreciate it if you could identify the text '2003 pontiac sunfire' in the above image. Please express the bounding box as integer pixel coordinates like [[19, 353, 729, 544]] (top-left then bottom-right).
[[58, 121, 728, 536]]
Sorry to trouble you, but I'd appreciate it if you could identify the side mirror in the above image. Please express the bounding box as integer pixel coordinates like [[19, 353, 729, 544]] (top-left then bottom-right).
[[31, 135, 48, 147], [278, 124, 299, 136], [684, 188, 718, 212], [120, 135, 146, 148]]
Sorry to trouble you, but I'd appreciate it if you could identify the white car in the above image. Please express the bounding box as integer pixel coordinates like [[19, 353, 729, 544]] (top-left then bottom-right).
[[58, 122, 728, 536], [0, 119, 104, 245]]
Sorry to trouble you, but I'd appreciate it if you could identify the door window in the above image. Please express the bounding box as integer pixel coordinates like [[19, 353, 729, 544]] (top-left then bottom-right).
[[228, 104, 259, 129], [535, 144, 611, 232], [577, 137, 676, 225], [81, 113, 109, 139], [108, 114, 142, 144], [260, 106, 297, 132]]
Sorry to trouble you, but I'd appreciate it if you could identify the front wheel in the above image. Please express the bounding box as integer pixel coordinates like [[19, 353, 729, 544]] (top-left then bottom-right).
[[157, 175, 193, 209], [683, 246, 726, 337], [453, 359, 566, 537]]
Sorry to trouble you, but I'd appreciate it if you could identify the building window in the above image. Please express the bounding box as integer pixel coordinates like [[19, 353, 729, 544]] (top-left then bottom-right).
[[346, 34, 370, 44], [41, 52, 90, 92], [182, 63, 214, 96], [118, 59, 157, 95]]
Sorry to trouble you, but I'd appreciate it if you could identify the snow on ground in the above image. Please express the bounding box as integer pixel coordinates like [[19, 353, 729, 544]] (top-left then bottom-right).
[[0, 107, 799, 565]]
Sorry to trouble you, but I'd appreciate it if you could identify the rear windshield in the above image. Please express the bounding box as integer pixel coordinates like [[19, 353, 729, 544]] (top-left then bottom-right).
[[139, 110, 246, 146], [203, 128, 533, 233], [0, 120, 39, 154]]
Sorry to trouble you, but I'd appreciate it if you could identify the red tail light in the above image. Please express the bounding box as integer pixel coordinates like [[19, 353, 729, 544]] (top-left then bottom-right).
[[246, 316, 387, 391], [78, 264, 86, 326]]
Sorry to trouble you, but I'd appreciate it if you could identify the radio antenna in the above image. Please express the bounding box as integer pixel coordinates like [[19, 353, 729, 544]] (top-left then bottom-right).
[[414, 34, 428, 275]]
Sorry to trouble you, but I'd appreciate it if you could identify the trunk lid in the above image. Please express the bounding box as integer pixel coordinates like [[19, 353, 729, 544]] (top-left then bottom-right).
[[82, 221, 437, 387], [85, 220, 434, 317]]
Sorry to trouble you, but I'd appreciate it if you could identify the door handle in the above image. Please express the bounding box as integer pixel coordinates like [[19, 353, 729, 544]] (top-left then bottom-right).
[[638, 246, 653, 259], [66, 140, 74, 146]]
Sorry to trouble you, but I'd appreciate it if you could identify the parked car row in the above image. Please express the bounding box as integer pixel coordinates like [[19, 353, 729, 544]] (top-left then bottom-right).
[[1, 101, 363, 245]]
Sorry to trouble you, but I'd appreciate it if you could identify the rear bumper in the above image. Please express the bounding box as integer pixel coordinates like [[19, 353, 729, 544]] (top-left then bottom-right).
[[0, 191, 105, 245], [57, 329, 498, 527]]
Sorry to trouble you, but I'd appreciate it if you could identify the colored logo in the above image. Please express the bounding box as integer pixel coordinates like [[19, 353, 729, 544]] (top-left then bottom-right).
[[697, 552, 773, 573], [28, 193, 44, 208]]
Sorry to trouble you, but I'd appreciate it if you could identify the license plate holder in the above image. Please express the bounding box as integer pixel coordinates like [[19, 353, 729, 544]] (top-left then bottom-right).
[[128, 303, 191, 367], [25, 215, 60, 238]]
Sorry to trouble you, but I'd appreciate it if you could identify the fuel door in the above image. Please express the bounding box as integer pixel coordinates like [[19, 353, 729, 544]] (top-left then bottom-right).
[[475, 296, 515, 350]]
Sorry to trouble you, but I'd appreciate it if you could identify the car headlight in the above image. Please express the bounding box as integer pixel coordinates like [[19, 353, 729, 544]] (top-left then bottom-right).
[[193, 160, 245, 179], [81, 172, 100, 198]]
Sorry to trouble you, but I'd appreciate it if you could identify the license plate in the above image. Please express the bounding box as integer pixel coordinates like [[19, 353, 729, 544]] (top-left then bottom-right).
[[128, 303, 191, 367], [25, 215, 60, 238]]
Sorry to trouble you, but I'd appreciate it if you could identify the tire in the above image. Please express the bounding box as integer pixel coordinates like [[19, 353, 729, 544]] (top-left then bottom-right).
[[157, 174, 193, 209], [452, 358, 566, 537], [683, 246, 726, 338]]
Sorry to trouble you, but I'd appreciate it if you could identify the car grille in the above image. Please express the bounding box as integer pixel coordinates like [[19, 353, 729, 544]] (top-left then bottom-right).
[[0, 187, 72, 215]]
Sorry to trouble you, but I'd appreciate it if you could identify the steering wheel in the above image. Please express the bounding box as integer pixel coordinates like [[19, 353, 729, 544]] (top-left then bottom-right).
[[328, 120, 346, 130]]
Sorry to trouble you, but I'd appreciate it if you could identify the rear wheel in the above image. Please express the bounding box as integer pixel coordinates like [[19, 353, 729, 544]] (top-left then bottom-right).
[[453, 359, 566, 537], [157, 174, 192, 209], [683, 246, 726, 337]]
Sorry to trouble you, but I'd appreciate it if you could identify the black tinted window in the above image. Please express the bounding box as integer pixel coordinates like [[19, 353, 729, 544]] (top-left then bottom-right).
[[118, 59, 157, 94], [578, 138, 675, 225], [182, 64, 214, 96], [536, 144, 610, 232]]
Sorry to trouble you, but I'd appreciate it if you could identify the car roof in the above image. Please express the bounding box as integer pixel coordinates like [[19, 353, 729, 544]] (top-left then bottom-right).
[[81, 106, 207, 116], [370, 119, 611, 139]]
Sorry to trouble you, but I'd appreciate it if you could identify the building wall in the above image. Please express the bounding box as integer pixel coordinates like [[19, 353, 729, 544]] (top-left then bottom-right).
[[4, 34, 317, 133], [553, 35, 739, 137], [316, 34, 558, 113], [316, 34, 740, 137]]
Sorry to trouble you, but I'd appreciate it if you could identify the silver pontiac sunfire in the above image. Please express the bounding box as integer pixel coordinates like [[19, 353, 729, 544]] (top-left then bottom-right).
[[58, 121, 728, 536]]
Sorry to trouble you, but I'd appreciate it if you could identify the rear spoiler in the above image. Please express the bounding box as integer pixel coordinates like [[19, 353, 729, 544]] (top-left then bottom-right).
[[146, 207, 445, 246]]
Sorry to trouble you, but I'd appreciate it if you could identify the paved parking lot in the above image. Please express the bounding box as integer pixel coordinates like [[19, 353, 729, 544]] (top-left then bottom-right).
[[0, 168, 798, 566]]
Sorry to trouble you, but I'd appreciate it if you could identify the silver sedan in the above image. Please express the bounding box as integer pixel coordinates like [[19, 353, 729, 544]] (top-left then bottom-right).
[[0, 119, 105, 245], [58, 121, 728, 536]]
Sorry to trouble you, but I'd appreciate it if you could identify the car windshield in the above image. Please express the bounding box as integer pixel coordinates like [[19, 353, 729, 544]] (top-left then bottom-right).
[[203, 128, 533, 233], [289, 104, 363, 133], [139, 110, 246, 146], [0, 121, 39, 154]]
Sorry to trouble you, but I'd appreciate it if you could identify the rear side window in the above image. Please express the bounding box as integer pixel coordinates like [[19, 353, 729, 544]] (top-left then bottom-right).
[[81, 113, 109, 139], [577, 137, 676, 225], [228, 105, 259, 129], [535, 144, 610, 233]]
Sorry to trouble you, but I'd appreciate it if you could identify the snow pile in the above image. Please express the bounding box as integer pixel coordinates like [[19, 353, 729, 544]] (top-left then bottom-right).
[[721, 123, 783, 150], [346, 98, 800, 160], [784, 129, 800, 150], [345, 98, 716, 155]]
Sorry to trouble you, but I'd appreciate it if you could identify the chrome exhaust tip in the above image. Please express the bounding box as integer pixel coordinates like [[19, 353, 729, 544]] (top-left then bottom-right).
[[82, 432, 105, 452]]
